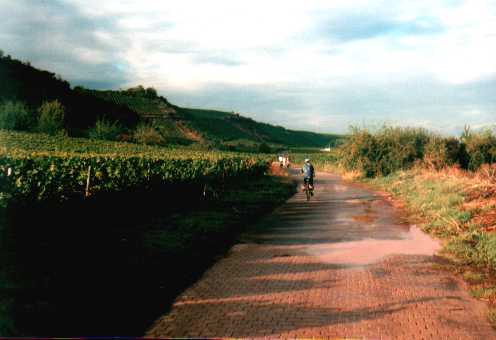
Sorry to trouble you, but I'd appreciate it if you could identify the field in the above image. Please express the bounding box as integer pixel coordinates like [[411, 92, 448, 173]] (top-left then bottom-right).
[[1, 131, 268, 204], [0, 130, 297, 336], [290, 149, 340, 171]]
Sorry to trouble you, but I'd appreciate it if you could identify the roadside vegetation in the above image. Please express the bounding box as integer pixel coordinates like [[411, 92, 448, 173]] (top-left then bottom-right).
[[325, 125, 496, 325]]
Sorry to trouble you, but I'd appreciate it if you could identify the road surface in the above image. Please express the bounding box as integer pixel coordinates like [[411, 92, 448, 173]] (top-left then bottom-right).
[[146, 171, 495, 339]]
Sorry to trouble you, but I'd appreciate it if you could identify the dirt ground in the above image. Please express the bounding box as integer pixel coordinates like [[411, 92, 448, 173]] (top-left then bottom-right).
[[146, 171, 496, 339]]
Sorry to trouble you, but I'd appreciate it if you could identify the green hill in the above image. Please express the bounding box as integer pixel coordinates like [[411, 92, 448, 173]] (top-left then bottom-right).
[[73, 86, 342, 149], [176, 106, 341, 148], [82, 88, 342, 148], [0, 52, 343, 148]]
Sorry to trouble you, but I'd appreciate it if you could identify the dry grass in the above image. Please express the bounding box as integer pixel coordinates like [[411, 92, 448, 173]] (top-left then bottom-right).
[[341, 169, 365, 182], [488, 308, 496, 327], [407, 165, 496, 233], [367, 163, 496, 325], [462, 165, 496, 233]]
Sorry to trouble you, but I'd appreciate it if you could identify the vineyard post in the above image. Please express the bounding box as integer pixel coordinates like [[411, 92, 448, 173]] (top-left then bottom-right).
[[85, 165, 91, 198]]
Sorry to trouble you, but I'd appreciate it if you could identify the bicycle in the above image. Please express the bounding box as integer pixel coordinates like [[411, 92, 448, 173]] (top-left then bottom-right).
[[303, 178, 314, 201]]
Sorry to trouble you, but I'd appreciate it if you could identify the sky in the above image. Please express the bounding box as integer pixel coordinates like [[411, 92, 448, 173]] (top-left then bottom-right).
[[0, 0, 495, 135]]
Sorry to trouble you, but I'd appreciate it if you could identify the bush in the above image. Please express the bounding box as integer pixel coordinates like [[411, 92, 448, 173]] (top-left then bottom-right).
[[133, 124, 165, 145], [461, 129, 496, 170], [37, 100, 65, 135], [338, 128, 376, 177], [88, 119, 123, 141], [0, 101, 34, 131], [424, 136, 460, 170], [339, 126, 431, 177]]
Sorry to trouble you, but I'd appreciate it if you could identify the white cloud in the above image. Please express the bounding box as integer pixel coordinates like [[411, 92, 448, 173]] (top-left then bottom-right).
[[1, 0, 495, 134], [57, 0, 496, 89]]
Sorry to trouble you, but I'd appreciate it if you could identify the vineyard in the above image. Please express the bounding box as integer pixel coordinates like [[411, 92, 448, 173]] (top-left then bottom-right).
[[0, 130, 292, 336], [81, 88, 175, 118], [0, 131, 269, 204]]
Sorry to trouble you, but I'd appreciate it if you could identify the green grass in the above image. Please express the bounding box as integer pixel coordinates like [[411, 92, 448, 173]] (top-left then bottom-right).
[[367, 168, 496, 282], [144, 175, 295, 256], [368, 169, 472, 238], [0, 173, 295, 335]]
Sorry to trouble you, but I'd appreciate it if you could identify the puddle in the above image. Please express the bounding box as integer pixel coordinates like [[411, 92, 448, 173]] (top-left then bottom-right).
[[346, 199, 363, 204], [306, 225, 440, 267], [268, 174, 440, 267]]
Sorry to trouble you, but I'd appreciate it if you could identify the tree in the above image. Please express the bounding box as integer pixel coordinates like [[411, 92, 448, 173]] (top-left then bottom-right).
[[38, 100, 65, 135], [0, 101, 34, 130], [126, 85, 146, 96], [145, 87, 158, 98], [460, 125, 472, 143]]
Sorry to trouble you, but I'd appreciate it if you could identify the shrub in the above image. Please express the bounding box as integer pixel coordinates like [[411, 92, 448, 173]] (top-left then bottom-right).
[[339, 126, 431, 177], [145, 87, 158, 98], [88, 119, 123, 141], [338, 128, 378, 177], [0, 101, 34, 131], [133, 124, 165, 145], [37, 100, 65, 135], [461, 129, 496, 170], [424, 136, 460, 170]]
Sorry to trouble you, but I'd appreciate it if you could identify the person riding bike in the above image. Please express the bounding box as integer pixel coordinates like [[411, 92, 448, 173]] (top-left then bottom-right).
[[301, 158, 315, 195]]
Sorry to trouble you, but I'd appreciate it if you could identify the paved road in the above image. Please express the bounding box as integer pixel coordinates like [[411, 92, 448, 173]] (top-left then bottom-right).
[[146, 172, 495, 339]]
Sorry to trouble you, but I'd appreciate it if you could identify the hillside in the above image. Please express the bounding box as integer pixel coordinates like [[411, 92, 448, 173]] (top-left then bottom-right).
[[0, 52, 342, 148], [175, 106, 341, 148], [0, 53, 139, 133], [83, 88, 342, 148]]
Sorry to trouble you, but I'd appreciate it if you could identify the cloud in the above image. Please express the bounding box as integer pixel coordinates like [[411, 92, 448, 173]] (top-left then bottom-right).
[[315, 12, 444, 43], [161, 76, 496, 135], [193, 53, 243, 67], [0, 0, 131, 88], [0, 0, 494, 134]]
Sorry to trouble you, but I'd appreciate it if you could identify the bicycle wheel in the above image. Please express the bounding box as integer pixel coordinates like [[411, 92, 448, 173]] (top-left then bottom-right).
[[305, 184, 311, 201]]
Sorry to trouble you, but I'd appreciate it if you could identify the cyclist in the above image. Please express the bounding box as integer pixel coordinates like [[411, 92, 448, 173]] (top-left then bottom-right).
[[301, 158, 315, 195]]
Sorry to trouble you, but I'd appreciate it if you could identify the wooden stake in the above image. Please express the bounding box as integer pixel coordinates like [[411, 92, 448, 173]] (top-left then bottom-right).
[[85, 165, 91, 198]]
